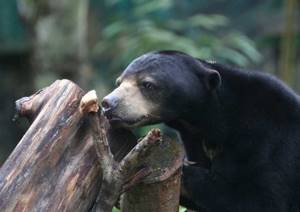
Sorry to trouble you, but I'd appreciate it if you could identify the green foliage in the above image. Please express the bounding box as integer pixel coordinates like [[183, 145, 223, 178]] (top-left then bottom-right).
[[92, 0, 262, 78], [0, 0, 29, 52], [179, 206, 187, 212], [112, 207, 119, 212]]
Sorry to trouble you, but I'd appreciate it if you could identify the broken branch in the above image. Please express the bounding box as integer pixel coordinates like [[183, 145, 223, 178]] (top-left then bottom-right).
[[80, 91, 184, 212]]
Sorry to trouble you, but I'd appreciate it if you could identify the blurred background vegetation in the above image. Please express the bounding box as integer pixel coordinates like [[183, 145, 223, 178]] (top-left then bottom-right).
[[0, 0, 299, 164]]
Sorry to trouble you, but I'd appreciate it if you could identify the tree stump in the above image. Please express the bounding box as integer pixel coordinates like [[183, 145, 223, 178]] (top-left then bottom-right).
[[120, 134, 183, 212], [0, 79, 184, 212]]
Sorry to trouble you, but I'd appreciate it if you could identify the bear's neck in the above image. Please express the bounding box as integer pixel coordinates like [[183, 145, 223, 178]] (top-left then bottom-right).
[[171, 65, 243, 144], [167, 91, 228, 145], [165, 95, 226, 165], [166, 76, 238, 164]]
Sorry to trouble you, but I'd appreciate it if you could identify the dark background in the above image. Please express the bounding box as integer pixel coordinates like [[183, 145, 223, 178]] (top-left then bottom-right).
[[0, 0, 299, 164]]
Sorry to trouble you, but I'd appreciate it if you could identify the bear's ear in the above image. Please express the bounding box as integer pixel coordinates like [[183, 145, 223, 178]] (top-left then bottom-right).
[[191, 58, 222, 91], [204, 69, 222, 91]]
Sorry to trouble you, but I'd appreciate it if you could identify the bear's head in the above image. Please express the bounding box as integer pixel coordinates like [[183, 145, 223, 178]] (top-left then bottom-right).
[[101, 51, 221, 128]]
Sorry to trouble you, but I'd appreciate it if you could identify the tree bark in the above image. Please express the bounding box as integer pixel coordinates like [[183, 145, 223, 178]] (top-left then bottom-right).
[[0, 80, 135, 211], [0, 80, 184, 212], [121, 166, 182, 212], [80, 91, 184, 212]]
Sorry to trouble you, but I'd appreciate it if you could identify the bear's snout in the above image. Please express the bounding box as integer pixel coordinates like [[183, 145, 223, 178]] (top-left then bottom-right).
[[101, 95, 119, 119]]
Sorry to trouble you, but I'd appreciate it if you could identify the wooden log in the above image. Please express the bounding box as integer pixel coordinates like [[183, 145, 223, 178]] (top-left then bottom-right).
[[120, 136, 183, 212], [0, 80, 136, 211], [0, 79, 184, 212], [81, 91, 184, 212], [121, 170, 181, 212]]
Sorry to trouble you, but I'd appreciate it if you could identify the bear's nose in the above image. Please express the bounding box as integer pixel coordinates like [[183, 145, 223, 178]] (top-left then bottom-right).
[[101, 96, 118, 113]]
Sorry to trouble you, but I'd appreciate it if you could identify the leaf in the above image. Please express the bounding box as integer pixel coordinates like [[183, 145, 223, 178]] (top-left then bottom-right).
[[102, 22, 126, 38], [112, 207, 120, 212], [134, 0, 172, 16], [226, 32, 262, 63], [188, 14, 229, 30], [179, 206, 187, 212], [216, 47, 250, 66]]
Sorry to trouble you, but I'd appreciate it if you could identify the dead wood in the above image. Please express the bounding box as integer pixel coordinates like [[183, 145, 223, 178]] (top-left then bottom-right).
[[0, 80, 184, 212], [80, 90, 184, 212]]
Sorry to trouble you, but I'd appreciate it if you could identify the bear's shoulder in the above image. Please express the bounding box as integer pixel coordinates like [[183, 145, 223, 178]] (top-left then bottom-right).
[[206, 61, 300, 107]]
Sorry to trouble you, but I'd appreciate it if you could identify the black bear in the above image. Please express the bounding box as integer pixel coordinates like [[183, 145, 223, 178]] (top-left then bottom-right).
[[101, 50, 300, 212]]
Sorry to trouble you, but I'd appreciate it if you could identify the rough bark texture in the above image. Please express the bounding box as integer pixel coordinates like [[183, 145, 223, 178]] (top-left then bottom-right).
[[121, 168, 181, 212], [80, 91, 184, 212], [120, 136, 184, 212], [0, 79, 184, 212], [0, 80, 135, 211]]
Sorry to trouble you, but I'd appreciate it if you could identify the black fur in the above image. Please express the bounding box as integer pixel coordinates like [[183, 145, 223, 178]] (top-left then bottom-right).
[[120, 51, 300, 211]]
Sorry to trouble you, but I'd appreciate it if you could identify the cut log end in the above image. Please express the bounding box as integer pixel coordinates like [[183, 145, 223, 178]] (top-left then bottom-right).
[[147, 128, 162, 143], [80, 90, 100, 114]]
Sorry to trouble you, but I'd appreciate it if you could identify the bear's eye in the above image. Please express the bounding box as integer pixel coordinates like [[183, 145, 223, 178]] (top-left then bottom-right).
[[142, 81, 154, 90]]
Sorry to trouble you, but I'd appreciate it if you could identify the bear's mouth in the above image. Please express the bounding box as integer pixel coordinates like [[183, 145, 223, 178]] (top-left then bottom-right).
[[107, 114, 149, 128]]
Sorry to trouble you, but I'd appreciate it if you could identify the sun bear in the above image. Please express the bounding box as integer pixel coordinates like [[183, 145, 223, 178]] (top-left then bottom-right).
[[101, 50, 300, 212]]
